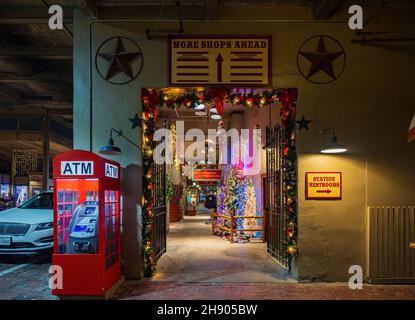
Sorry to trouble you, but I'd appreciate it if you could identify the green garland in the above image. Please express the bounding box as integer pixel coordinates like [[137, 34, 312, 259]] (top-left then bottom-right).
[[166, 174, 173, 202], [279, 89, 298, 262], [141, 88, 298, 275], [142, 89, 158, 277]]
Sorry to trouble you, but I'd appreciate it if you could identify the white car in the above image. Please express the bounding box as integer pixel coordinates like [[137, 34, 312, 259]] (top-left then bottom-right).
[[0, 191, 53, 256]]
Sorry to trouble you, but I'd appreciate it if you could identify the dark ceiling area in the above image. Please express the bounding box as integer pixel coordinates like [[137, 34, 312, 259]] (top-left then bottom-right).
[[0, 0, 414, 172]]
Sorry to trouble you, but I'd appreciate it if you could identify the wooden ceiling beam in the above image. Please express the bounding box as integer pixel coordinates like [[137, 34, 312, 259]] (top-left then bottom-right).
[[74, 0, 99, 19], [0, 59, 34, 76], [0, 86, 21, 104], [0, 6, 73, 24], [312, 0, 341, 20], [206, 0, 218, 20], [0, 47, 72, 60], [0, 72, 72, 83]]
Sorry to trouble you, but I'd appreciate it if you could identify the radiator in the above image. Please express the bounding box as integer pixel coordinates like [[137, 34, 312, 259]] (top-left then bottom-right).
[[367, 206, 415, 283]]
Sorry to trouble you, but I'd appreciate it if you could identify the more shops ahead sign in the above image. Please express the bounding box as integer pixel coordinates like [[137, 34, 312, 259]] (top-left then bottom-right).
[[305, 172, 342, 200], [169, 36, 271, 86]]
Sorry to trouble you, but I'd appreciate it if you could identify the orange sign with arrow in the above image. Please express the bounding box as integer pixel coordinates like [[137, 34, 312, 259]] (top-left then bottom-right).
[[305, 172, 342, 200], [169, 36, 271, 86]]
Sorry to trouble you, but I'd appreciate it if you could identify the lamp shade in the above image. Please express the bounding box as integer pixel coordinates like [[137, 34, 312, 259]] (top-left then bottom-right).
[[321, 136, 347, 154], [99, 137, 122, 155]]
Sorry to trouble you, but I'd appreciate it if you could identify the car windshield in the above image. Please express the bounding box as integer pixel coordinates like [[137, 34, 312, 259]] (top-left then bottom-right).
[[19, 193, 53, 210]]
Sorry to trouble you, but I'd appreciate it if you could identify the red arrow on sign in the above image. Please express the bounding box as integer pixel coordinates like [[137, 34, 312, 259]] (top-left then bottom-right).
[[316, 189, 332, 194]]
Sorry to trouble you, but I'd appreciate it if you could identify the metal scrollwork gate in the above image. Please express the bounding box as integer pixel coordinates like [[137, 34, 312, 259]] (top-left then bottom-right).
[[265, 125, 289, 269], [152, 147, 167, 260]]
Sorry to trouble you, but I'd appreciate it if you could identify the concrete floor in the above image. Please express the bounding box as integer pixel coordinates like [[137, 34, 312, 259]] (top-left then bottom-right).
[[155, 213, 291, 283]]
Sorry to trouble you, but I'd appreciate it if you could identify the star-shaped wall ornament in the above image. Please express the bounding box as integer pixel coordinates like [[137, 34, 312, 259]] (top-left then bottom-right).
[[297, 35, 345, 84], [296, 115, 311, 131], [96, 37, 143, 84], [129, 113, 142, 130]]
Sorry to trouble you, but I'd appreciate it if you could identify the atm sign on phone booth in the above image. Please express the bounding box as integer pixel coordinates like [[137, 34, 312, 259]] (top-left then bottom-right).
[[52, 150, 121, 297]]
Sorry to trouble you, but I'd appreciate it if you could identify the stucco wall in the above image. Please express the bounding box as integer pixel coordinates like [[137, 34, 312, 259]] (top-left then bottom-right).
[[73, 7, 415, 281]]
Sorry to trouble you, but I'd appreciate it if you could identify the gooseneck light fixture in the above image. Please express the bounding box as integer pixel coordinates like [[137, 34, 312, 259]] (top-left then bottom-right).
[[99, 128, 140, 155], [320, 127, 347, 154]]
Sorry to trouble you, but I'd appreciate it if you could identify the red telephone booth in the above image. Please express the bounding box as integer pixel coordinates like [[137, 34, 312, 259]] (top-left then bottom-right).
[[52, 150, 121, 297]]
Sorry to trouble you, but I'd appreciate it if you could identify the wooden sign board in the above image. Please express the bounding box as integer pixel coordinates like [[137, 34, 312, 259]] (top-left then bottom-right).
[[169, 36, 271, 86], [193, 169, 222, 181], [305, 172, 342, 200]]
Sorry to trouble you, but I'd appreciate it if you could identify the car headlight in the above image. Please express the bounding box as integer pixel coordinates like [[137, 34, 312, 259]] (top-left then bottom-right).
[[35, 222, 53, 231]]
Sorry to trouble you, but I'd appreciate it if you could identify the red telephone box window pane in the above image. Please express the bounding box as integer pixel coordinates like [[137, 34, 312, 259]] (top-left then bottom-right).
[[104, 190, 119, 269], [55, 179, 99, 254]]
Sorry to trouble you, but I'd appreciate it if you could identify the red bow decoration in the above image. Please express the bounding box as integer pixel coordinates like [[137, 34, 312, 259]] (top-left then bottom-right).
[[141, 89, 159, 120], [280, 89, 298, 127], [210, 87, 228, 116], [142, 88, 151, 112], [150, 89, 159, 120]]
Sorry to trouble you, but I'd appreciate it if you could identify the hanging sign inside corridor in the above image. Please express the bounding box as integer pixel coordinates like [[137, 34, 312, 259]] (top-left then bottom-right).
[[169, 36, 271, 86], [193, 169, 222, 181], [305, 172, 342, 200]]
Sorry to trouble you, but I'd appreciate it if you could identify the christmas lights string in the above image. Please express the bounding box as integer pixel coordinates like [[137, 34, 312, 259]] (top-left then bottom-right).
[[142, 88, 298, 275]]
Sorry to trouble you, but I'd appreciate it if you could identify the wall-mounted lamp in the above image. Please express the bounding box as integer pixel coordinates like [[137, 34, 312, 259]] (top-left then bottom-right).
[[99, 128, 140, 156], [320, 128, 347, 154]]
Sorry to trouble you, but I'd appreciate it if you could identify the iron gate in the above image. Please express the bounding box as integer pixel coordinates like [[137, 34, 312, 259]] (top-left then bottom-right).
[[265, 125, 289, 269], [152, 151, 167, 260]]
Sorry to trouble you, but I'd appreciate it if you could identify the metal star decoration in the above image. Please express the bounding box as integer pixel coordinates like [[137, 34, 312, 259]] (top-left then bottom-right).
[[98, 37, 141, 81], [299, 36, 344, 80], [129, 113, 142, 129], [297, 115, 311, 131]]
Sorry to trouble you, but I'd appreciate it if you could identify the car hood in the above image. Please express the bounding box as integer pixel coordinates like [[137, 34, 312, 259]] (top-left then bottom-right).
[[0, 207, 52, 224]]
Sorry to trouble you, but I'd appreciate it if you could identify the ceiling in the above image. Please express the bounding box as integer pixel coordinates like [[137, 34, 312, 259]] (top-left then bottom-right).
[[0, 0, 413, 171], [0, 0, 74, 171]]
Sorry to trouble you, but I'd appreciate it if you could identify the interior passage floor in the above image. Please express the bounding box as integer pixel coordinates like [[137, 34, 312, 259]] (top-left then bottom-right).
[[154, 213, 291, 283]]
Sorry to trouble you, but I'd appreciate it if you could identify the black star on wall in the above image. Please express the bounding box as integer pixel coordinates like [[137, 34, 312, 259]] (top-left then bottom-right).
[[297, 115, 311, 131], [129, 113, 142, 129], [98, 38, 141, 81], [299, 36, 344, 80]]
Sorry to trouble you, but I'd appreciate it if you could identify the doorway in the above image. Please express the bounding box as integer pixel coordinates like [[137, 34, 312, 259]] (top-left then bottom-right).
[[141, 87, 298, 278]]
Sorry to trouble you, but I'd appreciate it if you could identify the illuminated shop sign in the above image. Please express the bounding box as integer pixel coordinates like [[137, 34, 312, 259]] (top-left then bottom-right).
[[193, 169, 222, 181], [60, 161, 94, 176], [305, 172, 342, 200], [169, 36, 271, 86]]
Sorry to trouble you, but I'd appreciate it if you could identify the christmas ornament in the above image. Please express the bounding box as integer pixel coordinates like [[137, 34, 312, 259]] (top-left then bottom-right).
[[182, 164, 193, 179]]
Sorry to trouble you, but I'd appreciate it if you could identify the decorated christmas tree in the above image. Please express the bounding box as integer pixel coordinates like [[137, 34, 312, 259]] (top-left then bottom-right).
[[224, 166, 246, 235], [215, 184, 227, 235], [214, 166, 259, 241], [243, 177, 258, 237], [224, 166, 243, 212]]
